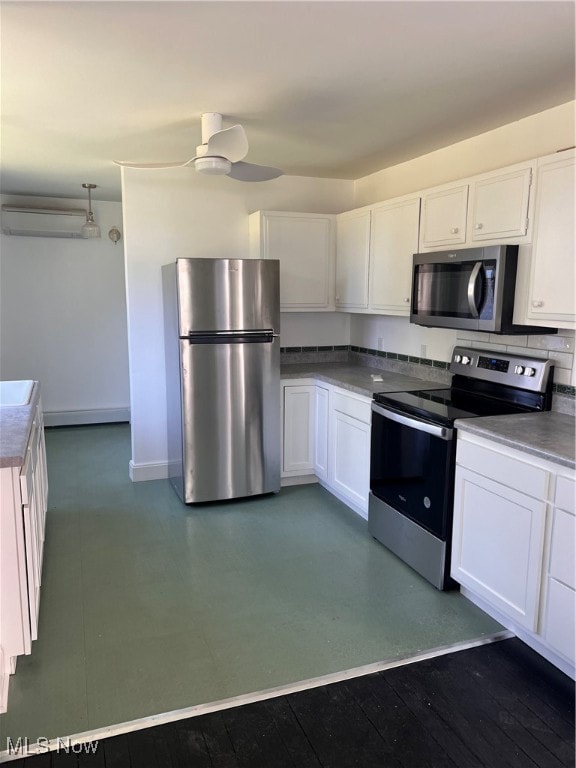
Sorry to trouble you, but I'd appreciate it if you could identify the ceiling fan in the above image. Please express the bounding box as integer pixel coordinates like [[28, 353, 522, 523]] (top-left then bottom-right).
[[114, 113, 283, 182]]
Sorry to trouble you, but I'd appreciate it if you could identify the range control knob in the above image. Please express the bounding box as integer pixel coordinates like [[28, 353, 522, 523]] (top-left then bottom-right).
[[454, 354, 462, 363], [461, 355, 471, 365], [523, 367, 536, 377], [514, 365, 525, 375]]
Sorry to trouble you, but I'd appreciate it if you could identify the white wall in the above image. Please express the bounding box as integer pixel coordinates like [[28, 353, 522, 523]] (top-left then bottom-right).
[[280, 312, 350, 347], [354, 102, 575, 206], [0, 195, 130, 422], [351, 101, 576, 368], [121, 171, 353, 478]]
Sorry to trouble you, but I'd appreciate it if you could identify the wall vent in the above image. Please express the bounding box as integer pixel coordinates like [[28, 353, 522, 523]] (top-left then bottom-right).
[[1, 205, 88, 238]]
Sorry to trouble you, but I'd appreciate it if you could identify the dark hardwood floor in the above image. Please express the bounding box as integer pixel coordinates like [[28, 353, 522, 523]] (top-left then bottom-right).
[[5, 638, 574, 767]]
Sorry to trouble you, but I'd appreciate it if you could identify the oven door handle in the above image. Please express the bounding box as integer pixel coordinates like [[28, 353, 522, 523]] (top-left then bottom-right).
[[467, 261, 483, 318], [371, 403, 454, 441]]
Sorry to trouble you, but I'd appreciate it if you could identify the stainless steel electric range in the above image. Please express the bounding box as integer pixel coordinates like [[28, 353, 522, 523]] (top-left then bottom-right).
[[369, 345, 554, 590]]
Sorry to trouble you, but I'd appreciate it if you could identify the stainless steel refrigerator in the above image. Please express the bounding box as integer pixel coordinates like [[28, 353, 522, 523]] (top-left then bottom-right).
[[162, 258, 280, 503]]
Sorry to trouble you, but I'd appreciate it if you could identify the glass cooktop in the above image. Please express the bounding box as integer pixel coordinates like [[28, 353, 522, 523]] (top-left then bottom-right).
[[373, 387, 533, 428]]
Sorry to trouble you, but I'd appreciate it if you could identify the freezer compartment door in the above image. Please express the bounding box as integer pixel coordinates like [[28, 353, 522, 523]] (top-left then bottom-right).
[[179, 339, 280, 503], [176, 258, 280, 334]]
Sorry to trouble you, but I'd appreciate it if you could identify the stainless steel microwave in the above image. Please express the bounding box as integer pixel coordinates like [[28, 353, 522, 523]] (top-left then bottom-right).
[[410, 245, 556, 335]]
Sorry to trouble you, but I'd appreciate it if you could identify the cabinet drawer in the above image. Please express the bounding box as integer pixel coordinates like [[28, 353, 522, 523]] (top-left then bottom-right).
[[456, 440, 549, 500], [555, 475, 575, 514], [543, 577, 575, 663], [549, 507, 575, 589], [331, 392, 371, 424]]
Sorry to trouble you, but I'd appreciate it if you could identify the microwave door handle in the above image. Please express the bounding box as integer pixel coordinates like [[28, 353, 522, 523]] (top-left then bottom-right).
[[467, 261, 483, 318]]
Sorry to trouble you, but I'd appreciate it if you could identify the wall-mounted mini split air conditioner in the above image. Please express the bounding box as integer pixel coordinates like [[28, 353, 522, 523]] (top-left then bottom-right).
[[1, 205, 89, 239]]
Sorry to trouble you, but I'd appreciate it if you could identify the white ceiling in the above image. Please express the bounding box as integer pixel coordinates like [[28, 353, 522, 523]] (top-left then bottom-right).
[[1, 1, 574, 202]]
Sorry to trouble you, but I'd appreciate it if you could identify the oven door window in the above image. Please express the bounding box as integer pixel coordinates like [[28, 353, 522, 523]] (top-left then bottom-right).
[[370, 409, 456, 539], [413, 260, 496, 321]]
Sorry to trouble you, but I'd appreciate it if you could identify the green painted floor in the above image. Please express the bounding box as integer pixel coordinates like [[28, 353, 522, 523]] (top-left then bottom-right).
[[0, 424, 502, 745]]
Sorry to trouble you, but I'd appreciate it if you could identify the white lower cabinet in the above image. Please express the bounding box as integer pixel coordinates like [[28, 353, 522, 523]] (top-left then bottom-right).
[[327, 391, 371, 517], [281, 380, 371, 517], [281, 383, 316, 476], [452, 432, 575, 677], [452, 466, 547, 631], [314, 386, 329, 481], [0, 395, 48, 713]]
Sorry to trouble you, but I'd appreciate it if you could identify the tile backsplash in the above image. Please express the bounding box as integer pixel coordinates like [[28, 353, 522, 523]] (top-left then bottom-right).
[[281, 335, 576, 416]]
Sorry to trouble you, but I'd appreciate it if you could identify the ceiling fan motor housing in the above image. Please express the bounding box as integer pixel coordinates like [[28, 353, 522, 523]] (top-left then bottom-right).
[[194, 156, 232, 175]]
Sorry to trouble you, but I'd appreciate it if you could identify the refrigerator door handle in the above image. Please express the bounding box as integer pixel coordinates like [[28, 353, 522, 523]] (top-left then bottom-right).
[[184, 329, 276, 344]]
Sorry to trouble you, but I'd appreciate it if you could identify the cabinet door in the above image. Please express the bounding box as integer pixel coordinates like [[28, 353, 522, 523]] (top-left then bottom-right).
[[527, 152, 575, 325], [335, 210, 371, 309], [255, 213, 334, 311], [20, 442, 40, 641], [369, 197, 420, 314], [314, 386, 329, 481], [470, 167, 532, 241], [542, 504, 575, 663], [420, 185, 468, 248], [543, 578, 575, 663], [451, 466, 546, 630], [282, 385, 315, 474], [329, 409, 370, 516]]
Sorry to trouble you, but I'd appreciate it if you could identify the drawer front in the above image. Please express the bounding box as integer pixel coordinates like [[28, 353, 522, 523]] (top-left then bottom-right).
[[555, 475, 575, 514], [549, 507, 575, 589], [331, 391, 371, 423], [544, 577, 575, 663], [456, 439, 549, 500]]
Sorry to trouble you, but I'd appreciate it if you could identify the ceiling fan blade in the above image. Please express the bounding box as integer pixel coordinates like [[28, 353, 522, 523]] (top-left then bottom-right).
[[113, 157, 198, 169], [205, 125, 248, 163], [228, 161, 283, 182]]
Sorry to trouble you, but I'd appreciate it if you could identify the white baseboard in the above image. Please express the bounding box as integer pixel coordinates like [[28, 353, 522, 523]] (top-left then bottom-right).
[[129, 460, 169, 482], [44, 408, 130, 427]]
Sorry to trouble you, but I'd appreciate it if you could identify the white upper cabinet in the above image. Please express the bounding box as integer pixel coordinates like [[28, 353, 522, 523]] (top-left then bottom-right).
[[469, 166, 533, 242], [420, 184, 468, 248], [525, 149, 575, 328], [335, 209, 371, 309], [419, 161, 535, 251], [249, 211, 335, 311], [369, 196, 420, 314], [335, 195, 420, 316]]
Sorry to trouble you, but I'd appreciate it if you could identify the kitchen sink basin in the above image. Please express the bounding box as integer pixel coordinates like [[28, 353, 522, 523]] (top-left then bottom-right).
[[0, 380, 34, 406]]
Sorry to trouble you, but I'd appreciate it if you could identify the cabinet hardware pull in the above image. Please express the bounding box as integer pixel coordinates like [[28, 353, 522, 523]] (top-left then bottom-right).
[[404, 298, 410, 303], [450, 227, 459, 234], [532, 299, 544, 308], [475, 223, 483, 229]]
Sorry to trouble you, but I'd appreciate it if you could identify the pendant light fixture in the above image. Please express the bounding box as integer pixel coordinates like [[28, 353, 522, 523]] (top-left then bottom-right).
[[81, 183, 101, 238]]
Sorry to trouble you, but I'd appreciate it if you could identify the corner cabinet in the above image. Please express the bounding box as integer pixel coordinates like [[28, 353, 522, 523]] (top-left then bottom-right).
[[280, 379, 371, 518], [249, 211, 335, 311], [452, 432, 575, 678], [0, 394, 48, 712], [525, 149, 575, 329]]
